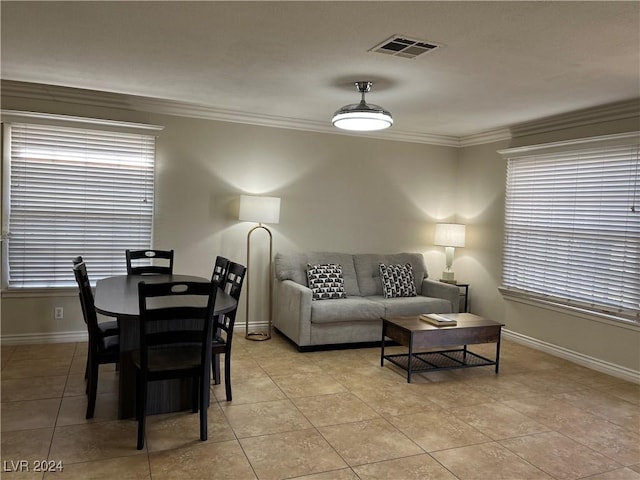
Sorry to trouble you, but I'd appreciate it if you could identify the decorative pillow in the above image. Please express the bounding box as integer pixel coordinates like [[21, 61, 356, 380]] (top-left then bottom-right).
[[306, 264, 346, 300], [379, 263, 417, 298]]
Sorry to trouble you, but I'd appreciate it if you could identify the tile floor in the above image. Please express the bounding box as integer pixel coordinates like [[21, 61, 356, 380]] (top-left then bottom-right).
[[1, 332, 639, 479]]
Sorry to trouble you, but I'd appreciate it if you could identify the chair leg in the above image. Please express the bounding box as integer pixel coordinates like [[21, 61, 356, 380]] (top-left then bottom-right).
[[136, 372, 147, 450], [212, 353, 221, 385], [200, 372, 208, 441], [86, 360, 99, 419], [224, 351, 232, 402]]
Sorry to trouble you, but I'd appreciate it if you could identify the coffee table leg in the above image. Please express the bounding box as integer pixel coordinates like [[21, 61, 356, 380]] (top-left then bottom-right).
[[495, 334, 502, 374], [380, 320, 386, 367], [407, 335, 413, 383]]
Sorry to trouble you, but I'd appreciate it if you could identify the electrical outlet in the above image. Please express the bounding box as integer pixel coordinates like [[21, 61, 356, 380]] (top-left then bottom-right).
[[54, 307, 64, 320]]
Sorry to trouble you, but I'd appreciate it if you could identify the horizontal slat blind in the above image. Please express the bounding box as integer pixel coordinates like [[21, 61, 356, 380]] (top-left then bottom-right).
[[8, 123, 155, 287], [503, 143, 639, 322]]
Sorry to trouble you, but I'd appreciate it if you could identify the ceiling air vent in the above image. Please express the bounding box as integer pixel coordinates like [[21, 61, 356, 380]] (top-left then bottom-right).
[[370, 35, 440, 59]]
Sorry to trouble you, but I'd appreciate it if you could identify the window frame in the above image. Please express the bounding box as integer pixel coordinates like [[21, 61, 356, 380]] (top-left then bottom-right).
[[498, 132, 640, 325], [1, 110, 163, 290]]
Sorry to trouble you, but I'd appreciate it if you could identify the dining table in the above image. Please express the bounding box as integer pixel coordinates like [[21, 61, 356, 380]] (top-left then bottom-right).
[[94, 274, 237, 419]]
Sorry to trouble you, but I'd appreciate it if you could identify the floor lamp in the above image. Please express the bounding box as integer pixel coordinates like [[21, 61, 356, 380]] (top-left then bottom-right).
[[239, 194, 281, 341]]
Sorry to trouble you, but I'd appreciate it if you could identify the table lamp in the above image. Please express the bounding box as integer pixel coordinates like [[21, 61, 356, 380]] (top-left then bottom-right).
[[239, 194, 281, 341], [434, 223, 466, 284]]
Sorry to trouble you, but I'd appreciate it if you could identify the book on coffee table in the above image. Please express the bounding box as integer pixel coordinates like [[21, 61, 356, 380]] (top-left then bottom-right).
[[419, 313, 458, 326]]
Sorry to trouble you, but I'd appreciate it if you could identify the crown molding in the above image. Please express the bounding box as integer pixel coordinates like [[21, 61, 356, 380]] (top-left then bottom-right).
[[3, 80, 636, 148], [510, 98, 640, 138]]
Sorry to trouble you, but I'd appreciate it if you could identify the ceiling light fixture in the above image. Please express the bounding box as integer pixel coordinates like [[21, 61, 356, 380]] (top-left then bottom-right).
[[332, 81, 393, 131]]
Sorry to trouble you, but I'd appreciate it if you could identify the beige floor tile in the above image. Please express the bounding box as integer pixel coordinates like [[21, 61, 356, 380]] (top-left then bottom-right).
[[10, 343, 76, 361], [1, 358, 72, 379], [42, 455, 151, 479], [291, 392, 380, 427], [240, 428, 347, 480], [353, 453, 457, 479], [145, 406, 236, 452], [213, 356, 268, 383], [460, 373, 543, 400], [272, 372, 348, 398], [629, 464, 640, 475], [450, 402, 549, 440], [388, 410, 490, 452], [503, 394, 600, 427], [293, 468, 359, 480], [212, 375, 285, 405], [255, 355, 323, 376], [562, 364, 629, 388], [500, 431, 621, 479], [149, 439, 256, 480], [318, 418, 423, 466], [222, 398, 312, 438], [1, 345, 16, 366], [49, 421, 144, 464], [1, 398, 61, 432], [1, 427, 54, 479], [56, 393, 119, 426], [580, 468, 640, 480], [600, 381, 640, 405], [1, 375, 67, 402], [413, 381, 494, 408], [554, 389, 640, 430], [350, 384, 442, 417], [63, 371, 118, 397], [431, 441, 553, 479], [555, 414, 640, 465]]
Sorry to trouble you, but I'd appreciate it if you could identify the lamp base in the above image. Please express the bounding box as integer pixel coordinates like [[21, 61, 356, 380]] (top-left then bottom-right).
[[440, 271, 457, 284], [245, 331, 271, 341]]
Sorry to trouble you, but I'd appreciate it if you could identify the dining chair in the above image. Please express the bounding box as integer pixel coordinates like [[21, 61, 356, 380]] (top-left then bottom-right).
[[211, 261, 246, 401], [211, 255, 230, 283], [134, 279, 219, 450], [125, 249, 174, 275], [72, 259, 120, 419]]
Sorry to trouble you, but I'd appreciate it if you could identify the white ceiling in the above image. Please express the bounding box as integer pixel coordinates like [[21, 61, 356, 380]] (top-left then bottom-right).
[[1, 1, 639, 141]]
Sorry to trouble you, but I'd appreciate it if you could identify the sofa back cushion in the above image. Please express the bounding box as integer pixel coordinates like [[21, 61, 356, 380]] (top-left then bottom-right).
[[275, 252, 360, 296], [354, 253, 427, 296]]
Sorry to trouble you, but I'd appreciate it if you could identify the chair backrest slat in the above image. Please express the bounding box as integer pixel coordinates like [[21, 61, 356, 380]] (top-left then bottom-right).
[[126, 249, 174, 275]]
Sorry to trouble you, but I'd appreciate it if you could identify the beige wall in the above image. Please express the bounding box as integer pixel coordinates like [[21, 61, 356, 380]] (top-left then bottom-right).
[[1, 93, 638, 378], [0, 96, 459, 338]]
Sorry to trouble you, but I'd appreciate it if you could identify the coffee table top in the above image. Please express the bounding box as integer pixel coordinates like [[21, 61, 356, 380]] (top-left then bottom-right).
[[383, 313, 504, 331]]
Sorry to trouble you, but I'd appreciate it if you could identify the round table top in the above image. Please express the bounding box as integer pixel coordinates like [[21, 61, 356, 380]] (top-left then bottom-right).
[[94, 274, 237, 319]]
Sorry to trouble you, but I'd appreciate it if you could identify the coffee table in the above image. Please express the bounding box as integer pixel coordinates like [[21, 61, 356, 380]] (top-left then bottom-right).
[[381, 313, 504, 382]]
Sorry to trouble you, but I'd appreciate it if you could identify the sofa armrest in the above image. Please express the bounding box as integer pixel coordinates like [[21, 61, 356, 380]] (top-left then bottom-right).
[[421, 278, 460, 313], [273, 279, 313, 346]]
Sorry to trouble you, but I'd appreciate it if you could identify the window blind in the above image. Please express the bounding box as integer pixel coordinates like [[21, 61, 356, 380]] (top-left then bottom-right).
[[7, 122, 156, 288], [503, 142, 639, 322]]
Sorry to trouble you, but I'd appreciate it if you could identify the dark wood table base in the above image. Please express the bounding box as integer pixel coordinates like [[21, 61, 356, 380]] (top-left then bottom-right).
[[381, 313, 504, 383]]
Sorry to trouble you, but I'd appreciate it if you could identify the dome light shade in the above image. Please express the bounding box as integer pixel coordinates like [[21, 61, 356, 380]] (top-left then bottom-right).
[[332, 81, 393, 131]]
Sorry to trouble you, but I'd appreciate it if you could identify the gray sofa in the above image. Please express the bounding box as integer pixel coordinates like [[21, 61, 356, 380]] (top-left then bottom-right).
[[273, 252, 460, 350]]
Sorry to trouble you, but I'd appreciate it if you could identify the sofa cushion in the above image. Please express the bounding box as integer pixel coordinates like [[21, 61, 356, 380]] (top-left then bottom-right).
[[367, 295, 452, 317], [310, 297, 384, 324], [379, 263, 417, 298], [275, 252, 360, 296], [307, 264, 346, 300], [354, 253, 427, 296]]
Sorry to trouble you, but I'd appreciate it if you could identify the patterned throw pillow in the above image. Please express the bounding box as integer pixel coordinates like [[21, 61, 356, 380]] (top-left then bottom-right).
[[307, 264, 346, 300], [379, 263, 417, 298]]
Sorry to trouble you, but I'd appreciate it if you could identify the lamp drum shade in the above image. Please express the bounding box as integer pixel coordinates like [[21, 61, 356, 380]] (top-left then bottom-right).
[[239, 195, 281, 224], [434, 223, 466, 248]]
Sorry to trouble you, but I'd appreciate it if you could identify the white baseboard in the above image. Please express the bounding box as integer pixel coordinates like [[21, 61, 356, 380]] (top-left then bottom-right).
[[502, 329, 640, 384], [1, 331, 88, 345]]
